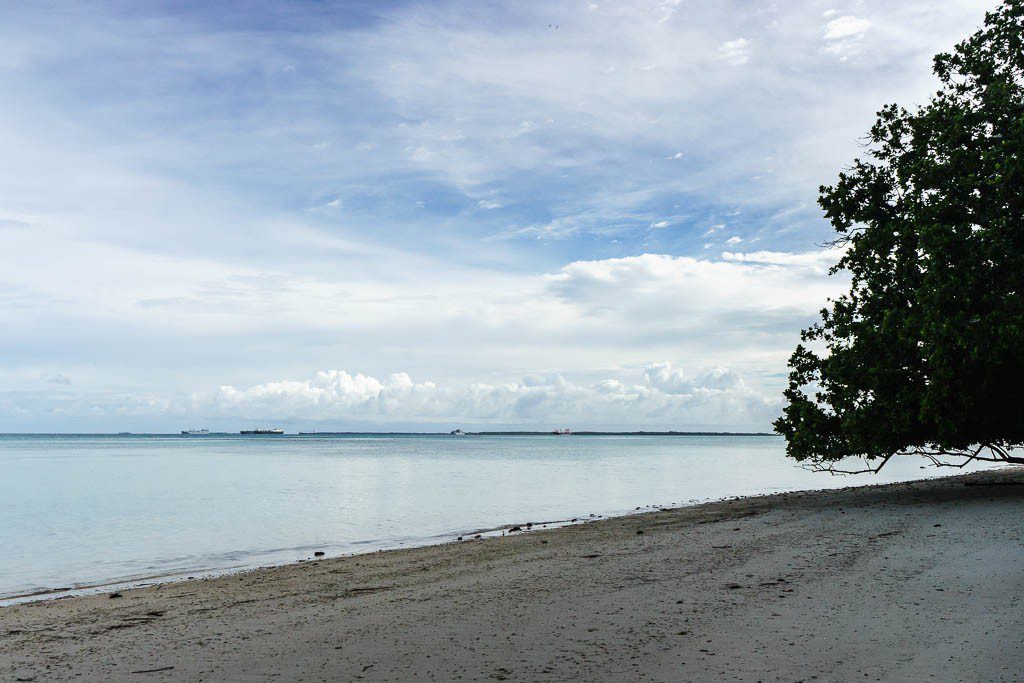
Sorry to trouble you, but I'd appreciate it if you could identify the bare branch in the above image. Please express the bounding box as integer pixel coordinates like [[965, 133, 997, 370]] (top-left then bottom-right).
[[807, 443, 1024, 476], [804, 452, 896, 475]]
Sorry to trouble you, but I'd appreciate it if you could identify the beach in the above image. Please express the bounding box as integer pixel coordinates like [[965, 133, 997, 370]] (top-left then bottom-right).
[[2, 467, 1021, 681], [1, 433, 984, 601]]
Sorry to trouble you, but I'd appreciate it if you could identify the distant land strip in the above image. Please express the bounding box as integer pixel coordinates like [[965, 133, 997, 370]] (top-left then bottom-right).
[[297, 431, 777, 437], [1, 431, 777, 437]]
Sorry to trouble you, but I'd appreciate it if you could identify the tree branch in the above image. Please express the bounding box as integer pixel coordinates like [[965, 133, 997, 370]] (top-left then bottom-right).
[[806, 443, 1024, 476], [804, 452, 896, 475]]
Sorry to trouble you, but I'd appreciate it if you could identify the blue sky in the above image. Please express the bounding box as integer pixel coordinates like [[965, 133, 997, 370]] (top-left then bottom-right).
[[0, 0, 997, 431]]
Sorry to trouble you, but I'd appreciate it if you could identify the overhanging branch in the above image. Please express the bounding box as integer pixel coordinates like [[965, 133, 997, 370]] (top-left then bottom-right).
[[805, 443, 1024, 475], [804, 452, 896, 475]]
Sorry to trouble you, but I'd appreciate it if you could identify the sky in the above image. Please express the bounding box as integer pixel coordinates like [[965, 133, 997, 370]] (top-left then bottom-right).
[[0, 0, 998, 432]]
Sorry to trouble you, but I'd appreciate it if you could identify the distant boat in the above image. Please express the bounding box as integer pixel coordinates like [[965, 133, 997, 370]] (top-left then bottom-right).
[[450, 429, 466, 436], [240, 428, 285, 435], [117, 432, 131, 436], [181, 429, 210, 435], [553, 428, 572, 436]]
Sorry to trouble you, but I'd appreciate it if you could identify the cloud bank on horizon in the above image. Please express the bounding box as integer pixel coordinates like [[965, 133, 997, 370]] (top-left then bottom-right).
[[0, 0, 997, 431]]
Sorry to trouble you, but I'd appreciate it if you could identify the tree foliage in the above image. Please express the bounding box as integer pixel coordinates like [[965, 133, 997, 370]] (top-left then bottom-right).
[[775, 0, 1024, 473]]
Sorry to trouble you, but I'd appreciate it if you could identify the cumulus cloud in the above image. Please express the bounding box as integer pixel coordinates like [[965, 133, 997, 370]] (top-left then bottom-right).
[[0, 230, 846, 431], [545, 251, 839, 306], [644, 362, 743, 394], [192, 362, 778, 428], [542, 249, 844, 356]]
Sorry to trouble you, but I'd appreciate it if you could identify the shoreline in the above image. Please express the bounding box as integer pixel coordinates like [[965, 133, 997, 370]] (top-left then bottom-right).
[[2, 466, 986, 607], [3, 467, 1022, 681], [0, 493, 746, 606], [0, 516, 588, 607]]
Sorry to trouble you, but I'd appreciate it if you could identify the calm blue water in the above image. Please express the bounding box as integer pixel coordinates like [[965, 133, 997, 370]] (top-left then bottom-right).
[[0, 434, 987, 601]]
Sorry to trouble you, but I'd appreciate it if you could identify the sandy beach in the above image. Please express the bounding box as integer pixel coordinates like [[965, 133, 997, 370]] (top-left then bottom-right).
[[2, 467, 1022, 682]]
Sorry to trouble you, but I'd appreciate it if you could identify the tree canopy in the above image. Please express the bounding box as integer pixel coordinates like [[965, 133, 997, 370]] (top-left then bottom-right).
[[774, 0, 1024, 473]]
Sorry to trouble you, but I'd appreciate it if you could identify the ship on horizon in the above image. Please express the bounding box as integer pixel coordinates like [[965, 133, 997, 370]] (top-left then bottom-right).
[[240, 427, 285, 435], [181, 428, 210, 435]]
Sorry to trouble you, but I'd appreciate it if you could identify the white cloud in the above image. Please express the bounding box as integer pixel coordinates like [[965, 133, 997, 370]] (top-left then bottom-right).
[[1, 238, 845, 430], [644, 362, 743, 394], [543, 250, 844, 354], [824, 16, 872, 40], [725, 235, 743, 244], [193, 362, 778, 428], [721, 247, 845, 274], [717, 38, 751, 65], [491, 218, 580, 241], [0, 0, 989, 431], [651, 220, 670, 228], [477, 199, 503, 209]]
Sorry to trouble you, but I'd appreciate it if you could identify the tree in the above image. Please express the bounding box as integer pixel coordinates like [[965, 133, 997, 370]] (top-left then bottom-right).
[[774, 0, 1024, 473]]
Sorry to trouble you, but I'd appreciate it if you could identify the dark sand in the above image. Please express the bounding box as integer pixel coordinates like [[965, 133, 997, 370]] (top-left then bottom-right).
[[2, 467, 1022, 681]]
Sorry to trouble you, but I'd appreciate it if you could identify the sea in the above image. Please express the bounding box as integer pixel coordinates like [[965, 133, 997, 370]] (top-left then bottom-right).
[[0, 433, 990, 603]]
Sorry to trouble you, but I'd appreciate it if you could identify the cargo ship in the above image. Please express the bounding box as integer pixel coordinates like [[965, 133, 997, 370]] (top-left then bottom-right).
[[240, 428, 285, 435], [181, 428, 210, 435]]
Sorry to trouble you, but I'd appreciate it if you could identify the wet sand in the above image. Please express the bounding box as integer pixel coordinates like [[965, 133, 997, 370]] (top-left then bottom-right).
[[2, 467, 1022, 681]]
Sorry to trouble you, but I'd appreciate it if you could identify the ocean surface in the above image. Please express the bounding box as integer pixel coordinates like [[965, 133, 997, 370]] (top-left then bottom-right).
[[0, 433, 989, 602]]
